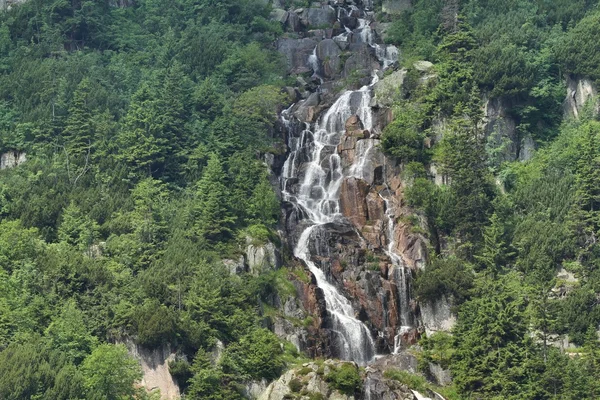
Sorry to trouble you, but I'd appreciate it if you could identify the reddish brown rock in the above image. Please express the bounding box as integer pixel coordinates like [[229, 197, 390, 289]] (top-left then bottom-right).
[[366, 191, 385, 222], [392, 222, 427, 270], [339, 177, 370, 229], [361, 221, 386, 249]]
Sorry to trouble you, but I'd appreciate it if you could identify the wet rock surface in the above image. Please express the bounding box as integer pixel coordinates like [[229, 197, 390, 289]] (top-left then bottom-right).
[[273, 0, 448, 370]]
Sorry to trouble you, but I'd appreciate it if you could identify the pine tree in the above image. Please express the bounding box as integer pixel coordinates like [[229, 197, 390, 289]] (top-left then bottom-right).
[[570, 121, 600, 266], [63, 78, 94, 157], [583, 324, 600, 398], [58, 201, 99, 254], [158, 62, 191, 178], [117, 84, 166, 178], [475, 212, 515, 275], [196, 153, 236, 243], [249, 174, 279, 227]]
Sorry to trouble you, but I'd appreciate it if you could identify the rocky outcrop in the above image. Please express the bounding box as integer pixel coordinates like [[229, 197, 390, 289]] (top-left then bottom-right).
[[564, 75, 598, 118], [246, 240, 282, 275], [374, 69, 406, 107], [301, 5, 337, 28], [259, 360, 421, 400], [123, 340, 180, 400], [317, 39, 342, 79], [419, 296, 456, 336], [222, 240, 281, 276], [481, 97, 536, 164], [0, 0, 27, 10], [382, 0, 412, 14], [278, 38, 318, 74], [0, 151, 26, 169]]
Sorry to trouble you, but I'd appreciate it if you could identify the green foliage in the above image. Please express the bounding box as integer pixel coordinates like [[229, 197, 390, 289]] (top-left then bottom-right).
[[383, 369, 428, 392], [0, 0, 290, 397], [451, 274, 546, 399], [414, 256, 473, 304], [133, 299, 177, 348], [0, 338, 86, 400], [419, 332, 454, 370], [195, 153, 237, 243], [81, 343, 142, 400], [380, 101, 428, 162], [289, 378, 303, 392], [556, 10, 600, 83], [221, 328, 285, 381], [45, 300, 98, 364], [325, 363, 362, 396]]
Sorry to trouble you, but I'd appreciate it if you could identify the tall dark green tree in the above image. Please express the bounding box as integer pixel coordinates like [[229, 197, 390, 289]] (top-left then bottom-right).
[[63, 78, 94, 158], [569, 121, 600, 268], [195, 153, 236, 243]]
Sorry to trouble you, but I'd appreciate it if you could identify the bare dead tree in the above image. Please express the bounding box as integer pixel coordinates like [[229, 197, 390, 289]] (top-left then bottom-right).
[[441, 0, 460, 33]]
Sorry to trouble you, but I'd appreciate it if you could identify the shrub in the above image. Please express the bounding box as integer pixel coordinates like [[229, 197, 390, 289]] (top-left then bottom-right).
[[383, 369, 427, 392], [289, 378, 303, 392], [325, 363, 362, 396]]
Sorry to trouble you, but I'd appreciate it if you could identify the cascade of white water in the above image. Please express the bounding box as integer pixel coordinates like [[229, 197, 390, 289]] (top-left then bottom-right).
[[308, 47, 323, 84], [295, 226, 375, 365], [357, 18, 399, 69], [278, 3, 410, 365], [377, 169, 413, 353], [280, 62, 379, 367]]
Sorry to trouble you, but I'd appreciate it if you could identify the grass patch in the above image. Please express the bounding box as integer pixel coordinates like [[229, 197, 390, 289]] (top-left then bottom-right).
[[384, 369, 428, 392]]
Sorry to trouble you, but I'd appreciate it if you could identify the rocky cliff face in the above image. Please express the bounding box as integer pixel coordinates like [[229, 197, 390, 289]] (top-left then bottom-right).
[[0, 151, 26, 170], [272, 0, 440, 364], [564, 75, 598, 118], [122, 340, 180, 400]]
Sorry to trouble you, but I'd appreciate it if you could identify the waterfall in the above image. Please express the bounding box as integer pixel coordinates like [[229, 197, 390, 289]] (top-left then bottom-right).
[[378, 167, 414, 352], [279, 3, 405, 365], [295, 226, 375, 365], [281, 84, 378, 364]]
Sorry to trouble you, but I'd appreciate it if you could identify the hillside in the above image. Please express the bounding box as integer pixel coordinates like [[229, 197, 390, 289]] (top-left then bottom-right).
[[0, 0, 599, 399]]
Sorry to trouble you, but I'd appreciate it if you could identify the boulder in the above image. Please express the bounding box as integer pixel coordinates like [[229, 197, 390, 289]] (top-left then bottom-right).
[[285, 11, 302, 32], [343, 44, 376, 80], [382, 0, 412, 14], [413, 60, 433, 72], [301, 6, 336, 28], [374, 69, 406, 107], [277, 38, 318, 74], [293, 92, 321, 123], [270, 8, 288, 24], [317, 39, 342, 79]]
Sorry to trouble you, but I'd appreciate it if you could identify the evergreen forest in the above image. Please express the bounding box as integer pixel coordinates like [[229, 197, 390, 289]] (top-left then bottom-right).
[[0, 0, 598, 399]]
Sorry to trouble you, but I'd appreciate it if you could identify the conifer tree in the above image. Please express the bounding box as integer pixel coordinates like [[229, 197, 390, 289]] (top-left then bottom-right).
[[570, 121, 600, 267], [196, 153, 236, 243], [475, 212, 514, 275], [117, 84, 165, 178], [63, 78, 94, 157]]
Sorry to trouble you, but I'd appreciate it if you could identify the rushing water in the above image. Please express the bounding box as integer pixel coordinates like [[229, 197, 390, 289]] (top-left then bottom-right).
[[281, 81, 379, 364], [279, 3, 414, 364]]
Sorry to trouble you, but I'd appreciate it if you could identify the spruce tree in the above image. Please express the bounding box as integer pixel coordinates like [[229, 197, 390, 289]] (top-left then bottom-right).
[[570, 121, 600, 267], [196, 153, 236, 243], [475, 212, 514, 275], [63, 78, 94, 158], [117, 84, 165, 178]]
